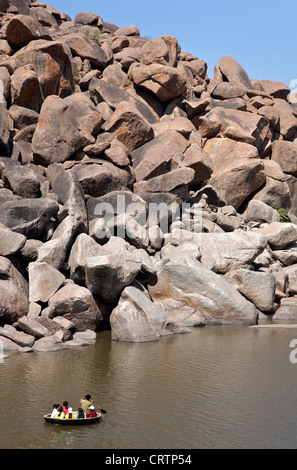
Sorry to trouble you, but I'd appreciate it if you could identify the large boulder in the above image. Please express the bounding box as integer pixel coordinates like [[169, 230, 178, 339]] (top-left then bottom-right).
[[273, 99, 297, 140], [149, 257, 258, 325], [110, 285, 168, 342], [16, 316, 48, 339], [131, 130, 190, 182], [0, 198, 59, 238], [85, 250, 142, 302], [68, 233, 101, 284], [28, 261, 65, 303], [50, 168, 87, 226], [128, 62, 187, 102], [103, 101, 154, 151], [259, 80, 290, 100], [209, 158, 266, 210], [0, 256, 29, 326], [89, 77, 158, 124], [199, 231, 267, 273], [0, 223, 26, 256], [32, 333, 68, 352], [32, 95, 83, 165], [0, 157, 41, 198], [86, 190, 147, 224], [271, 141, 297, 176], [5, 14, 51, 49], [257, 222, 297, 250], [0, 324, 34, 347], [62, 92, 104, 147], [59, 32, 108, 68], [224, 269, 276, 313], [71, 161, 134, 197], [218, 56, 252, 89], [13, 39, 75, 99], [0, 104, 11, 151], [47, 283, 104, 331], [245, 200, 280, 224], [133, 168, 195, 194], [253, 160, 291, 210], [10, 65, 42, 112], [194, 107, 269, 150]]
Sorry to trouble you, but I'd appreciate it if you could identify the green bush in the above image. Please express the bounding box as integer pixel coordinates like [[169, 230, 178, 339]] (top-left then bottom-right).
[[277, 208, 291, 223], [89, 28, 103, 43]]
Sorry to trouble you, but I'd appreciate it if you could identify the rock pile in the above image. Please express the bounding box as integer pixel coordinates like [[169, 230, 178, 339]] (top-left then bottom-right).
[[1, 0, 297, 351]]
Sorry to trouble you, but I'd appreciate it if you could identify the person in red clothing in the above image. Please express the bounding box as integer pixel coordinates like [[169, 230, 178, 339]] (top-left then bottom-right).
[[87, 405, 97, 418], [63, 401, 69, 415]]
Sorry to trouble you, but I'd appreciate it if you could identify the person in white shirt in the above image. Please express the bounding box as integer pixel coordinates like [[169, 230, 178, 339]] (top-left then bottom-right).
[[50, 404, 60, 418]]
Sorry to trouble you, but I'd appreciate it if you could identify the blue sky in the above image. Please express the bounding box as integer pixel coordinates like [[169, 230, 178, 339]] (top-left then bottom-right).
[[51, 0, 297, 89]]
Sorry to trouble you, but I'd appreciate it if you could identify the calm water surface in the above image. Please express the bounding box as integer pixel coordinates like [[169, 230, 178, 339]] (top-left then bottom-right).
[[1, 325, 297, 449]]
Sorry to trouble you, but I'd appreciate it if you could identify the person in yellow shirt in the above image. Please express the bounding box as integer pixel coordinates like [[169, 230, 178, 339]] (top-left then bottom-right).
[[56, 406, 65, 419]]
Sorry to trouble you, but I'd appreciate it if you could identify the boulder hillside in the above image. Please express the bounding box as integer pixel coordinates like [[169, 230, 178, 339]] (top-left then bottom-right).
[[0, 0, 297, 349]]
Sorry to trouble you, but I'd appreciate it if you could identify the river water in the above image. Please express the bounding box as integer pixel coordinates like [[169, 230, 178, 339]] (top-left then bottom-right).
[[1, 325, 297, 449]]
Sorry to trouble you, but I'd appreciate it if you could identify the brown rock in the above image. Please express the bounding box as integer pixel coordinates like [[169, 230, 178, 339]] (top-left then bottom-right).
[[212, 81, 246, 100], [259, 80, 290, 100], [32, 95, 82, 165], [48, 283, 104, 331], [0, 197, 59, 238], [253, 160, 291, 210], [0, 256, 29, 326], [74, 12, 102, 26], [0, 157, 41, 198], [0, 223, 26, 256], [271, 141, 297, 176], [0, 103, 10, 150], [179, 144, 213, 185], [63, 92, 104, 147], [128, 62, 187, 102], [113, 25, 140, 37], [194, 107, 269, 149], [134, 167, 194, 193], [60, 33, 108, 68], [13, 39, 75, 99], [218, 56, 252, 89], [131, 130, 190, 182], [9, 105, 39, 130], [209, 159, 266, 210], [71, 161, 134, 197], [6, 14, 51, 49], [273, 99, 297, 140], [139, 37, 170, 65], [150, 256, 258, 325], [29, 6, 59, 28], [104, 101, 154, 151]]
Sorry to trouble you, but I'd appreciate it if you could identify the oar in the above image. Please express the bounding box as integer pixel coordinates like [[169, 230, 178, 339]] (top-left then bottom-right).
[[94, 402, 107, 414]]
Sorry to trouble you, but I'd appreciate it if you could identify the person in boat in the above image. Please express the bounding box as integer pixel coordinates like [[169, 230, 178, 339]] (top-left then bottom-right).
[[62, 401, 69, 415], [76, 408, 86, 419], [80, 394, 94, 414], [87, 405, 97, 418], [50, 404, 60, 418], [66, 407, 76, 419], [56, 406, 65, 419]]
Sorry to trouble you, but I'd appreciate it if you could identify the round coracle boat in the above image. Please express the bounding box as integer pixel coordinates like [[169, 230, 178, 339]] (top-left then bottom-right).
[[43, 411, 102, 425]]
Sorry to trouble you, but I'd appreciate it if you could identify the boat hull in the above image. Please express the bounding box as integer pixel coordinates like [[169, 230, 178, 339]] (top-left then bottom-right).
[[43, 412, 102, 425]]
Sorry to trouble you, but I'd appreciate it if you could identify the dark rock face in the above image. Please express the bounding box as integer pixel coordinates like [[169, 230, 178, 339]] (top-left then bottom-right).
[[1, 0, 297, 349]]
